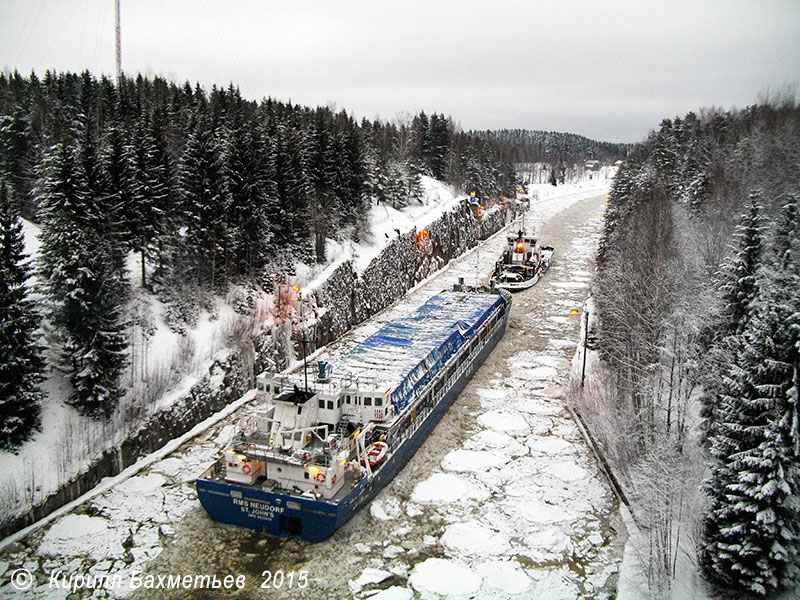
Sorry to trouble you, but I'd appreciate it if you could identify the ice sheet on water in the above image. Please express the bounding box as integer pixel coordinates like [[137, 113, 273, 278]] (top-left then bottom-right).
[[531, 355, 570, 369], [515, 396, 563, 417], [370, 495, 402, 521], [547, 338, 575, 350], [410, 473, 489, 504], [409, 558, 482, 599], [37, 515, 126, 561], [440, 520, 510, 557], [475, 387, 510, 401], [552, 281, 589, 289], [530, 566, 581, 600], [370, 587, 414, 600], [516, 498, 576, 525], [476, 409, 529, 433], [527, 435, 577, 456], [114, 472, 165, 494], [521, 365, 559, 381], [546, 460, 588, 482], [522, 528, 574, 563], [463, 429, 528, 456], [347, 567, 392, 594], [476, 559, 531, 595], [148, 457, 185, 479], [441, 449, 506, 473]]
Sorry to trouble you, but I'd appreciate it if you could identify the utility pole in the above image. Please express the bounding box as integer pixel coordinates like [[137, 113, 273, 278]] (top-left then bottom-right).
[[581, 309, 589, 387], [115, 0, 122, 82]]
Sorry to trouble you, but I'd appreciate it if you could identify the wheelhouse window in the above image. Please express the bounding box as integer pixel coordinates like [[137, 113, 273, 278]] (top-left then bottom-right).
[[364, 397, 372, 406]]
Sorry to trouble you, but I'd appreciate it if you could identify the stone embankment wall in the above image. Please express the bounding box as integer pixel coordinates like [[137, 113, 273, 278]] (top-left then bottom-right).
[[311, 200, 506, 349], [1, 199, 507, 539]]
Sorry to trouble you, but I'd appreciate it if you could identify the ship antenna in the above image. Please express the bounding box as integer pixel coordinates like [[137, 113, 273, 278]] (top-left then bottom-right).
[[115, 0, 122, 82], [293, 286, 309, 392]]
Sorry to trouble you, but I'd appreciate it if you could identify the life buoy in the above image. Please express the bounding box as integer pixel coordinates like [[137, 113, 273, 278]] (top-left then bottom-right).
[[242, 463, 251, 474], [247, 443, 256, 451], [302, 452, 312, 463], [315, 472, 326, 483], [331, 474, 337, 485]]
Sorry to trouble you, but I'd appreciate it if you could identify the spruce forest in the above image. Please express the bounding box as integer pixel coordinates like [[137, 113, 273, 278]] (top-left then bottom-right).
[[0, 69, 626, 444], [576, 98, 800, 597]]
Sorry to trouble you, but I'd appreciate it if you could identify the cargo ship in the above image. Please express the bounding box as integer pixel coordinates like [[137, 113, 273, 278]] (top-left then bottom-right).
[[195, 282, 512, 542]]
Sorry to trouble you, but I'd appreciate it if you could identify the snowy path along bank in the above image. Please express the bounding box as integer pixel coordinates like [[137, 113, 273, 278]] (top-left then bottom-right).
[[0, 182, 622, 599]]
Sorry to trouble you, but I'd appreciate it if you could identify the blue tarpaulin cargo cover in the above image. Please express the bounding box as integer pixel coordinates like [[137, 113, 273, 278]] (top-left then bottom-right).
[[336, 290, 504, 412]]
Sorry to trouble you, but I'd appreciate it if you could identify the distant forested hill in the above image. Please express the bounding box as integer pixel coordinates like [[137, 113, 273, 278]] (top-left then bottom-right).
[[470, 128, 634, 165]]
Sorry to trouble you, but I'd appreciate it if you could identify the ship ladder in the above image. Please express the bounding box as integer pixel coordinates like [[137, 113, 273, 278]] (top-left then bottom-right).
[[335, 419, 349, 438]]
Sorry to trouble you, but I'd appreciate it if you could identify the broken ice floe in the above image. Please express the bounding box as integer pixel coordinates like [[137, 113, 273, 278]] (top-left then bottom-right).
[[441, 449, 505, 473], [476, 559, 531, 595], [370, 495, 403, 521], [348, 566, 392, 594], [410, 473, 490, 504], [463, 429, 528, 456], [38, 515, 126, 561], [521, 528, 574, 563], [440, 520, 510, 557], [409, 557, 482, 599], [476, 410, 529, 433]]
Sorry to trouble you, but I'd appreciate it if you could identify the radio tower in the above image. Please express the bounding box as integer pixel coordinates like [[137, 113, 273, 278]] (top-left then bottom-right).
[[115, 0, 122, 81]]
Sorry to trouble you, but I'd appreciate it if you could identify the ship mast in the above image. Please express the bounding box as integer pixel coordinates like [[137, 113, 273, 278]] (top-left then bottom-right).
[[115, 0, 122, 81]]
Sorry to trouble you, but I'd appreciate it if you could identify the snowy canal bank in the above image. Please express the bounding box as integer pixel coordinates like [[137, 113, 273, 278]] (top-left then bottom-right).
[[0, 186, 622, 599]]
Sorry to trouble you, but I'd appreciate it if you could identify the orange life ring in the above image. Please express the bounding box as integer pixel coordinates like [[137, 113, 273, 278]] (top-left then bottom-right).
[[315, 472, 326, 483], [302, 452, 312, 463], [331, 474, 337, 485], [247, 443, 256, 451], [242, 463, 251, 474]]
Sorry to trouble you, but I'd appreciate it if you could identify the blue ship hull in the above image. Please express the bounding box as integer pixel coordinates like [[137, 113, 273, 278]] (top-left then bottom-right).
[[196, 295, 509, 542]]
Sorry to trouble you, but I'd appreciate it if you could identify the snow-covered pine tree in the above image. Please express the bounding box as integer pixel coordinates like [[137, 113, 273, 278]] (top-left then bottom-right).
[[128, 118, 170, 289], [272, 122, 312, 263], [338, 118, 369, 241], [700, 198, 800, 596], [306, 115, 340, 263], [0, 107, 36, 218], [37, 143, 128, 417], [411, 111, 431, 175], [0, 179, 43, 449], [699, 194, 766, 440], [223, 109, 275, 277], [428, 113, 450, 180], [179, 112, 228, 289], [718, 194, 764, 337], [97, 123, 138, 279]]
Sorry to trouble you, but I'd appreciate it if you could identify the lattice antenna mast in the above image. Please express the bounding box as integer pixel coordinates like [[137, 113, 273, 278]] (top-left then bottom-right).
[[115, 0, 122, 81]]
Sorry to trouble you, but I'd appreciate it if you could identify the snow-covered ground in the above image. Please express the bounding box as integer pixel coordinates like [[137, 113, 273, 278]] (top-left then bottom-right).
[[0, 178, 616, 599]]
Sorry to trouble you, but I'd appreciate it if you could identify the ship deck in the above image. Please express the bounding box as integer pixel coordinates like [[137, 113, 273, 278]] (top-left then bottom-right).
[[201, 457, 376, 505]]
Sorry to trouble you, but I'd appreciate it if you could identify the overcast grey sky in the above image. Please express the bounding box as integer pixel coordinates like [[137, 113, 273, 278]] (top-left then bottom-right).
[[1, 0, 798, 142]]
